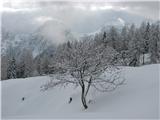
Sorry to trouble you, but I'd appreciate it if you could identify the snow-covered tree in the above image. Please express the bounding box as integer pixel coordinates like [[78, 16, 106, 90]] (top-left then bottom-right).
[[7, 57, 17, 79], [107, 26, 119, 50], [17, 49, 34, 78], [139, 22, 151, 64], [129, 29, 141, 66], [149, 23, 160, 63], [1, 55, 9, 80], [35, 57, 43, 75], [42, 40, 124, 109], [42, 57, 50, 75], [121, 25, 129, 51], [143, 22, 151, 53], [17, 60, 25, 78]]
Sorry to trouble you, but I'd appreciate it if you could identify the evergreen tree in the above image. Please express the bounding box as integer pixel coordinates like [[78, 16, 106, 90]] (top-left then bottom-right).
[[121, 25, 129, 50], [42, 57, 50, 74], [144, 22, 151, 53], [108, 26, 119, 50], [149, 24, 160, 63], [17, 61, 25, 78], [127, 24, 139, 66], [7, 57, 17, 79], [17, 49, 34, 78]]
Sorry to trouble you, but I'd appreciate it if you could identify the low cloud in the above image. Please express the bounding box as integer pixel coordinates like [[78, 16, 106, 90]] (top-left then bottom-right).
[[2, 0, 159, 44], [118, 18, 125, 26]]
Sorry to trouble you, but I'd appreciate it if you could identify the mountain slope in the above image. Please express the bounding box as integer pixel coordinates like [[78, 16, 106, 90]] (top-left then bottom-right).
[[2, 64, 159, 119], [1, 20, 76, 58]]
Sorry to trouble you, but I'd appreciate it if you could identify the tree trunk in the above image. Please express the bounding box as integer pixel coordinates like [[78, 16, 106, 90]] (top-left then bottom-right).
[[81, 84, 88, 109], [85, 76, 92, 98], [143, 52, 145, 65]]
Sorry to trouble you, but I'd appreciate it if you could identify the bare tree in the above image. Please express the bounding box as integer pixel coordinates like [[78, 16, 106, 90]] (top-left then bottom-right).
[[42, 40, 124, 109]]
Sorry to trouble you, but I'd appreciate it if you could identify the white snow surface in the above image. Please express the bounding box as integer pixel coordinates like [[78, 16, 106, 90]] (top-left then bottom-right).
[[1, 64, 159, 119]]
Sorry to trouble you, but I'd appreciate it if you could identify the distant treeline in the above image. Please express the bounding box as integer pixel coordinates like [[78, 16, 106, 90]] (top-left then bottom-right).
[[1, 21, 160, 80]]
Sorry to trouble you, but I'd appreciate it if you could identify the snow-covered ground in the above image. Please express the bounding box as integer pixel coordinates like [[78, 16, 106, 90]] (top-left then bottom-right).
[[1, 64, 159, 119]]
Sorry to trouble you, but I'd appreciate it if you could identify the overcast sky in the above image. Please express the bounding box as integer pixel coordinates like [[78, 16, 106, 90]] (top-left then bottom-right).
[[2, 0, 160, 34]]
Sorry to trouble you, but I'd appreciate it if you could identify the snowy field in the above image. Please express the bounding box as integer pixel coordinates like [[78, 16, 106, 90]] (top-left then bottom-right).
[[1, 64, 159, 119]]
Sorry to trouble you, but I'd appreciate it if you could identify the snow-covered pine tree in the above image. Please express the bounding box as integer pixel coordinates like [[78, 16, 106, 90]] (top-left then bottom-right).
[[139, 22, 151, 64], [127, 24, 139, 66], [108, 26, 119, 50], [149, 23, 160, 63], [121, 25, 129, 51], [144, 22, 151, 53], [17, 60, 25, 78], [1, 55, 9, 80], [130, 28, 141, 66], [7, 57, 17, 79], [17, 49, 34, 78], [42, 57, 50, 75]]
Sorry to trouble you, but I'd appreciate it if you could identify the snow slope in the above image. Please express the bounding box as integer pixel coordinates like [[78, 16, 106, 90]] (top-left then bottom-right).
[[1, 64, 159, 119]]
